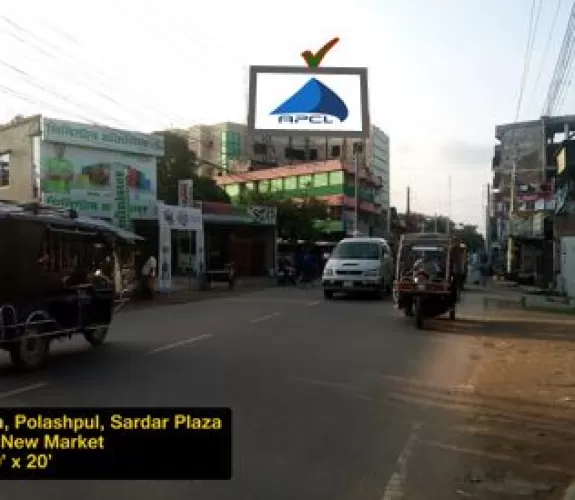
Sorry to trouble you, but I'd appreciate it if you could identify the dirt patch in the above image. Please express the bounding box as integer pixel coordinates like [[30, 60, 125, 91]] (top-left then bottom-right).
[[454, 329, 575, 498]]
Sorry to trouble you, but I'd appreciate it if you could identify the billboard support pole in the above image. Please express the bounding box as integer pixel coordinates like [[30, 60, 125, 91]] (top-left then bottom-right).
[[354, 147, 359, 237]]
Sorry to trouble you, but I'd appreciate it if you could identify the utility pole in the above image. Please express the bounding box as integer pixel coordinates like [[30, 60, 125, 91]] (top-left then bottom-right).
[[406, 186, 411, 232], [353, 143, 361, 237], [447, 175, 452, 236], [486, 183, 491, 253], [506, 158, 517, 275], [434, 213, 438, 233]]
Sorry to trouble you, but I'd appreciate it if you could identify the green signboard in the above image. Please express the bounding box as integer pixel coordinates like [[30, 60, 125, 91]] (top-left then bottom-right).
[[112, 169, 130, 229]]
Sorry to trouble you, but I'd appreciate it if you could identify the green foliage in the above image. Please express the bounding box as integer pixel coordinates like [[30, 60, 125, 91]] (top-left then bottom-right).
[[154, 131, 230, 205], [398, 211, 485, 251], [452, 223, 485, 252], [240, 190, 328, 241]]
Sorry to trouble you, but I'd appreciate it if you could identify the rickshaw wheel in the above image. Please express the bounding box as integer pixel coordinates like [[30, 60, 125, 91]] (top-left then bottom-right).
[[84, 327, 109, 347], [415, 312, 424, 329], [415, 301, 424, 329], [10, 327, 50, 371]]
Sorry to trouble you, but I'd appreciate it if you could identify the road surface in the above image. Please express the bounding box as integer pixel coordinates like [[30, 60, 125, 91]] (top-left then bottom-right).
[[0, 286, 544, 499]]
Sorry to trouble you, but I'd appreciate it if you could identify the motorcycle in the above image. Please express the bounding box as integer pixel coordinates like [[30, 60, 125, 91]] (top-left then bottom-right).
[[277, 266, 297, 286]]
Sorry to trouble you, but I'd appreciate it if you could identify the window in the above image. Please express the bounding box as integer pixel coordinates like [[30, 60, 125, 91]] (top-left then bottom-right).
[[253, 143, 267, 155], [313, 173, 329, 187], [299, 175, 313, 189], [271, 178, 283, 191], [328, 171, 343, 185], [331, 145, 341, 157], [227, 131, 241, 158], [332, 241, 381, 260], [259, 179, 270, 193], [284, 176, 297, 190], [225, 184, 240, 197], [285, 148, 306, 160], [220, 131, 241, 172], [245, 182, 254, 192], [309, 149, 318, 160], [0, 153, 9, 187]]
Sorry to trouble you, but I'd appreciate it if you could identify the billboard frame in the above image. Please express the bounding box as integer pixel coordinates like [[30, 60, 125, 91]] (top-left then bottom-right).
[[247, 65, 370, 139]]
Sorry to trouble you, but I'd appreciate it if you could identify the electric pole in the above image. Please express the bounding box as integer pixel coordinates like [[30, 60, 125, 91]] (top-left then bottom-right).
[[406, 186, 411, 232]]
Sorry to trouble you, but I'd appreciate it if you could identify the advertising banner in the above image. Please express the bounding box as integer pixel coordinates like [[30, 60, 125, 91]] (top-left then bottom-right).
[[247, 66, 370, 138], [178, 179, 194, 207], [42, 118, 164, 156], [157, 203, 172, 292], [39, 141, 157, 219], [111, 167, 130, 229], [157, 204, 203, 232]]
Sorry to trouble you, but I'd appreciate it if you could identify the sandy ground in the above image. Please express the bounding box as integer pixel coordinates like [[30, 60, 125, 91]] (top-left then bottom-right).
[[440, 301, 575, 499]]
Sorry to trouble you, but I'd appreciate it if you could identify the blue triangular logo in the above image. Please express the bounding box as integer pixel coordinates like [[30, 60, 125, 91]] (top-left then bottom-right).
[[270, 78, 348, 122]]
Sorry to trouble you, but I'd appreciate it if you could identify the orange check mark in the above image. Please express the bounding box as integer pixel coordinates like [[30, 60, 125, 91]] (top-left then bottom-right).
[[301, 37, 340, 68]]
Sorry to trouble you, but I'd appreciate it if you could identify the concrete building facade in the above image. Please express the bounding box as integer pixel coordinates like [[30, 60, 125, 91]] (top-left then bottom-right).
[[490, 115, 575, 285], [0, 115, 42, 204], [187, 122, 391, 236]]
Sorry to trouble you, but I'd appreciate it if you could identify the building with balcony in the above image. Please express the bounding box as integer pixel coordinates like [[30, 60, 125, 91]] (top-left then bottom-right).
[[187, 123, 390, 237], [490, 115, 575, 284], [214, 159, 383, 238]]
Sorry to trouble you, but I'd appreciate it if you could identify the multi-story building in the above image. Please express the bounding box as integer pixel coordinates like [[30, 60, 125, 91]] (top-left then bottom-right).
[[490, 115, 575, 285], [188, 122, 249, 176], [187, 123, 390, 237]]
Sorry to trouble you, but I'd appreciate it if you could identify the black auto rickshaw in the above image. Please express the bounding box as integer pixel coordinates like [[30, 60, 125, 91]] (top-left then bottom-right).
[[0, 201, 142, 370], [393, 233, 463, 329]]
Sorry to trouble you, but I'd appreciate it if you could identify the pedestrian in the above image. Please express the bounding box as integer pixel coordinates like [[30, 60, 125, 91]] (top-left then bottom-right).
[[140, 252, 157, 299], [479, 253, 488, 287]]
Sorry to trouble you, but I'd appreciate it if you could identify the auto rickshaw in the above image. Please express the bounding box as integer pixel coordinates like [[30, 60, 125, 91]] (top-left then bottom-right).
[[393, 233, 463, 329], [0, 201, 142, 370]]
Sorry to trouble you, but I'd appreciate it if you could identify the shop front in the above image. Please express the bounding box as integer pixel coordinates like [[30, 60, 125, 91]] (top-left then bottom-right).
[[201, 202, 277, 277], [156, 202, 203, 292]]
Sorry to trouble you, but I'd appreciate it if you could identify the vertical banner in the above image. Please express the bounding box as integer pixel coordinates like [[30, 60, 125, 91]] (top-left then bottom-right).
[[157, 202, 172, 292], [178, 179, 194, 207], [111, 166, 130, 229]]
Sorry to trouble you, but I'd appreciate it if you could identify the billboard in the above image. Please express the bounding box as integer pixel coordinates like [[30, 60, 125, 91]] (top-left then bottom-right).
[[247, 66, 369, 138], [42, 118, 164, 156], [39, 142, 157, 219]]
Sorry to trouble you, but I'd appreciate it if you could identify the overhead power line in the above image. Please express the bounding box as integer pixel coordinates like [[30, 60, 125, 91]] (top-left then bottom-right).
[[542, 0, 575, 115], [516, 0, 542, 121], [531, 0, 563, 99]]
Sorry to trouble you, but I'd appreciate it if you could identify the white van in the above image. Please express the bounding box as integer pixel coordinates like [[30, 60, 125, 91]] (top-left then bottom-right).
[[322, 237, 394, 299]]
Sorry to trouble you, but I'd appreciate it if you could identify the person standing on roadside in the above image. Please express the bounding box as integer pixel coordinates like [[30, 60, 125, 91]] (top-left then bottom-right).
[[479, 252, 489, 287], [140, 252, 157, 299]]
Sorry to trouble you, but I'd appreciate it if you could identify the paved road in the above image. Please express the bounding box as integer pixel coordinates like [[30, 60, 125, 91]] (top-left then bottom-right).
[[0, 286, 489, 500]]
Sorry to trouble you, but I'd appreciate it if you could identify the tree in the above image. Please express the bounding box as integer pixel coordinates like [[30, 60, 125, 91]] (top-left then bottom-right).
[[452, 224, 485, 252], [398, 211, 485, 251], [240, 190, 328, 241], [154, 131, 230, 205]]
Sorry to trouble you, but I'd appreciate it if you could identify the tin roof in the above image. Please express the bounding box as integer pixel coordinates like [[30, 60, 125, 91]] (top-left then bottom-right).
[[0, 200, 144, 243]]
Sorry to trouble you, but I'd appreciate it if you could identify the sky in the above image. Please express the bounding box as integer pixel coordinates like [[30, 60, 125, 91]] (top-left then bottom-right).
[[0, 0, 572, 230]]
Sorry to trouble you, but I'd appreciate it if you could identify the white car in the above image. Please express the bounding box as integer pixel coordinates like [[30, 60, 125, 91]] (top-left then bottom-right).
[[322, 237, 394, 299]]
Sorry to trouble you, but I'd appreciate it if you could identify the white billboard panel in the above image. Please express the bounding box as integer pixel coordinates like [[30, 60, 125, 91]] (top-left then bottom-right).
[[247, 66, 369, 138]]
